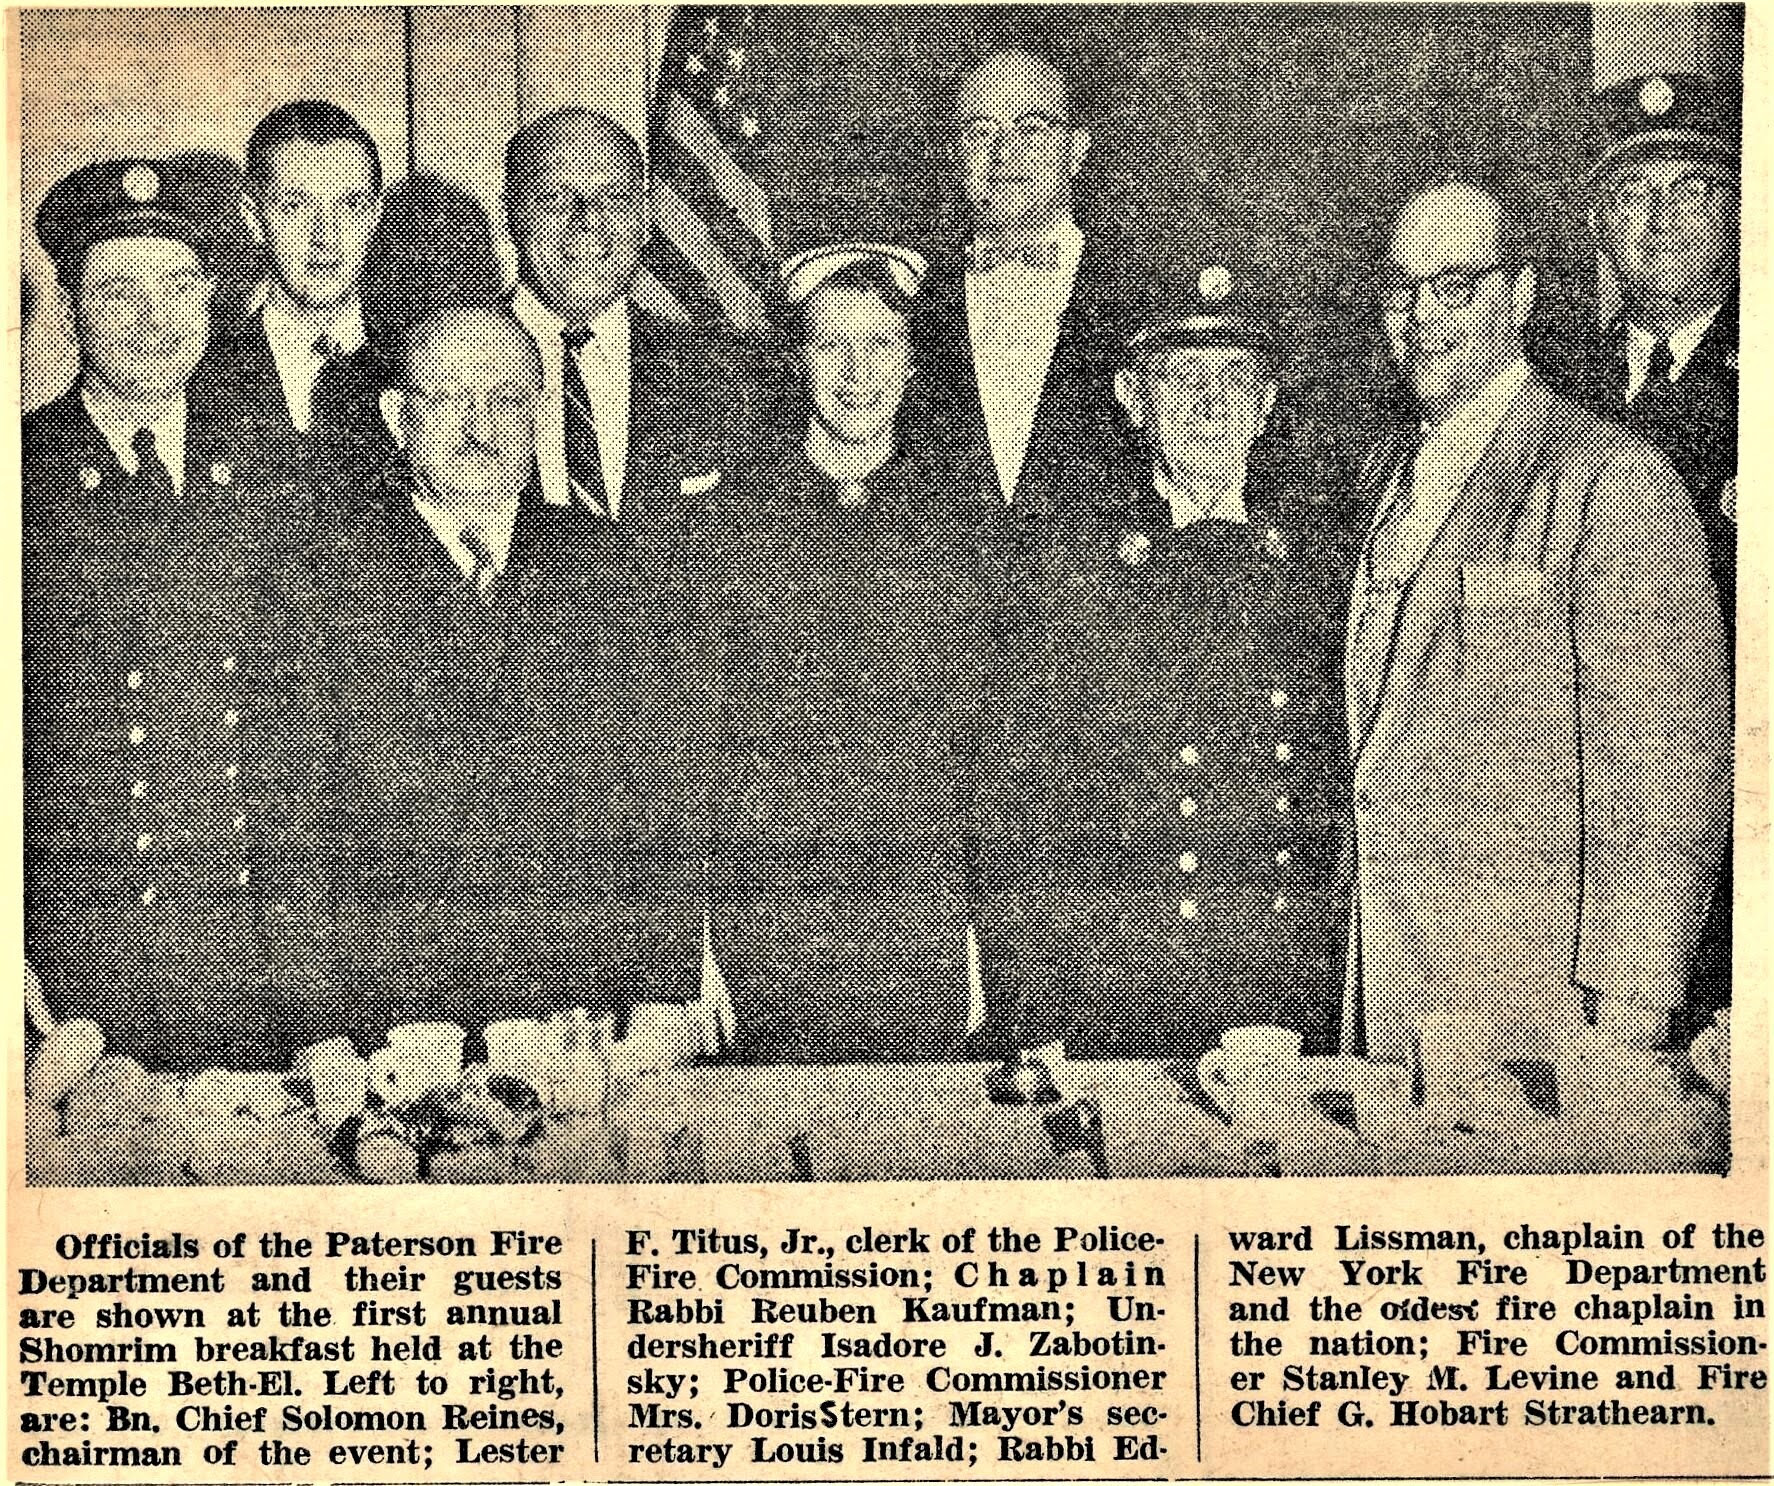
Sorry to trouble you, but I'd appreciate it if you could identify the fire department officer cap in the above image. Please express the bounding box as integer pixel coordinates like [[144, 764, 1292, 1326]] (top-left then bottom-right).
[[37, 158, 212, 285], [1588, 73, 1740, 186]]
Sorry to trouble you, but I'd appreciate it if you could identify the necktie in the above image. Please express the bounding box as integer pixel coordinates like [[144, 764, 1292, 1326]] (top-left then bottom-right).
[[460, 526, 496, 596], [1643, 338, 1675, 396], [132, 427, 176, 499], [561, 327, 611, 517], [313, 334, 344, 363], [966, 238, 1061, 274]]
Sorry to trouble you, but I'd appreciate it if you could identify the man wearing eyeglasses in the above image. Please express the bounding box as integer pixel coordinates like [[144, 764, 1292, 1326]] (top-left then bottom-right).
[[23, 158, 331, 1070], [984, 270, 1346, 1058], [503, 108, 762, 536], [910, 48, 1125, 513], [1581, 73, 1739, 633], [1344, 179, 1730, 1075], [1581, 72, 1740, 1058], [313, 300, 704, 1046]]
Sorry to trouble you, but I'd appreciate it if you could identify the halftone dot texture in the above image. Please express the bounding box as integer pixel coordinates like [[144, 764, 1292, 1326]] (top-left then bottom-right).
[[22, 5, 1736, 1184]]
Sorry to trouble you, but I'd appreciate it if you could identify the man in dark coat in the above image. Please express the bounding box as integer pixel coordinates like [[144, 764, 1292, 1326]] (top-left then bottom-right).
[[313, 302, 704, 1048], [502, 108, 766, 540], [217, 101, 387, 485], [1578, 73, 1740, 1032], [993, 270, 1347, 1057], [686, 250, 1000, 1062], [23, 157, 333, 1071], [908, 48, 1127, 515]]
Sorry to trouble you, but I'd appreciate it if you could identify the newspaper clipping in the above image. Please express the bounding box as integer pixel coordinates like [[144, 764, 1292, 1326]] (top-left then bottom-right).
[[10, 3, 1769, 1483]]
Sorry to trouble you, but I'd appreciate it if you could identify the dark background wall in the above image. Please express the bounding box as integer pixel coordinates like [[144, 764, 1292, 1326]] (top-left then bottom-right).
[[752, 4, 1601, 486]]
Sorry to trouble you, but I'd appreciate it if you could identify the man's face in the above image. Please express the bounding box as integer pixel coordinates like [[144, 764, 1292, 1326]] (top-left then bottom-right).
[[73, 236, 213, 403], [1596, 154, 1738, 311], [244, 137, 381, 316], [801, 285, 912, 448], [508, 121, 648, 323], [383, 313, 543, 512], [1116, 346, 1277, 475], [1381, 186, 1532, 423], [954, 52, 1088, 241]]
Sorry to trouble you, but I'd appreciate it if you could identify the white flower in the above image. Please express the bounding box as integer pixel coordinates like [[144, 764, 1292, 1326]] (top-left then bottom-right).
[[1118, 531, 1151, 567], [79, 466, 101, 490], [210, 462, 232, 487]]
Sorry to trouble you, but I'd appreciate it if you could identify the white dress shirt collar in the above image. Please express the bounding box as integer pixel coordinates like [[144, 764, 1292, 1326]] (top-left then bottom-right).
[[1154, 465, 1248, 528], [262, 291, 365, 432], [81, 383, 187, 493], [409, 482, 523, 594], [1623, 302, 1724, 399]]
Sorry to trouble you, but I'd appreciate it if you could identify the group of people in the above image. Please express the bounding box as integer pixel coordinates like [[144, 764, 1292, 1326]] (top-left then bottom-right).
[[23, 49, 1736, 1085]]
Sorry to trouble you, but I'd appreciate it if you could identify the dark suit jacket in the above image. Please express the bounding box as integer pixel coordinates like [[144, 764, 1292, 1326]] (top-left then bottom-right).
[[312, 471, 705, 1049], [908, 241, 1130, 513], [1576, 293, 1737, 631], [211, 308, 388, 489], [978, 456, 1348, 1057], [23, 384, 335, 1071], [682, 448, 998, 1062], [1343, 373, 1731, 1059]]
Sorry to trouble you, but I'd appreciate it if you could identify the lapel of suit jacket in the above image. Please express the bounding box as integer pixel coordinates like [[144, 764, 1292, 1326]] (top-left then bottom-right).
[[1355, 374, 1553, 772], [1345, 428, 1416, 762]]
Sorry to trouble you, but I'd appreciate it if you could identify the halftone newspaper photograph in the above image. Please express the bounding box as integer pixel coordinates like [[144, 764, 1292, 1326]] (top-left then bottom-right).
[[8, 3, 1768, 1483]]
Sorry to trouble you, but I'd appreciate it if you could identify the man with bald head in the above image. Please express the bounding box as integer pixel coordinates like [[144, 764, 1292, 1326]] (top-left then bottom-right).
[[911, 47, 1125, 511], [313, 300, 705, 1044], [504, 107, 760, 532], [1343, 179, 1730, 1072]]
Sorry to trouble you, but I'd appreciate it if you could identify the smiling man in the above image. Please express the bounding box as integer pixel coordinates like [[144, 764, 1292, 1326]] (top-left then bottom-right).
[[910, 48, 1126, 513], [503, 107, 762, 534], [1343, 179, 1730, 1068], [24, 158, 333, 1070], [225, 101, 386, 477]]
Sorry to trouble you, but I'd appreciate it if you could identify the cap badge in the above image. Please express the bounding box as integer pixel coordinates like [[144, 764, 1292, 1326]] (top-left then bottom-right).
[[121, 165, 161, 203], [1118, 530, 1151, 567], [1198, 265, 1233, 304], [1638, 77, 1676, 119]]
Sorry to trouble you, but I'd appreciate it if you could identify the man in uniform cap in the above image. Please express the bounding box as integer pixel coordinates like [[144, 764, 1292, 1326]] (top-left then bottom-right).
[[1580, 73, 1739, 630], [24, 157, 332, 1071], [982, 267, 1346, 1056], [1580, 73, 1740, 1038]]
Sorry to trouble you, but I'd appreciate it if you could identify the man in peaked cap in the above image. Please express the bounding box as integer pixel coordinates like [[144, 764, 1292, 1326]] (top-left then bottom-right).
[[1581, 72, 1740, 631], [1579, 73, 1741, 1039], [979, 265, 1347, 1057], [24, 157, 334, 1073]]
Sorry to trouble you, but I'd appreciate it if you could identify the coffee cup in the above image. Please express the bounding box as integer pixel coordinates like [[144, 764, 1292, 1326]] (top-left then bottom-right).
[[375, 1022, 465, 1101], [1196, 1025, 1306, 1124], [294, 1037, 368, 1128]]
